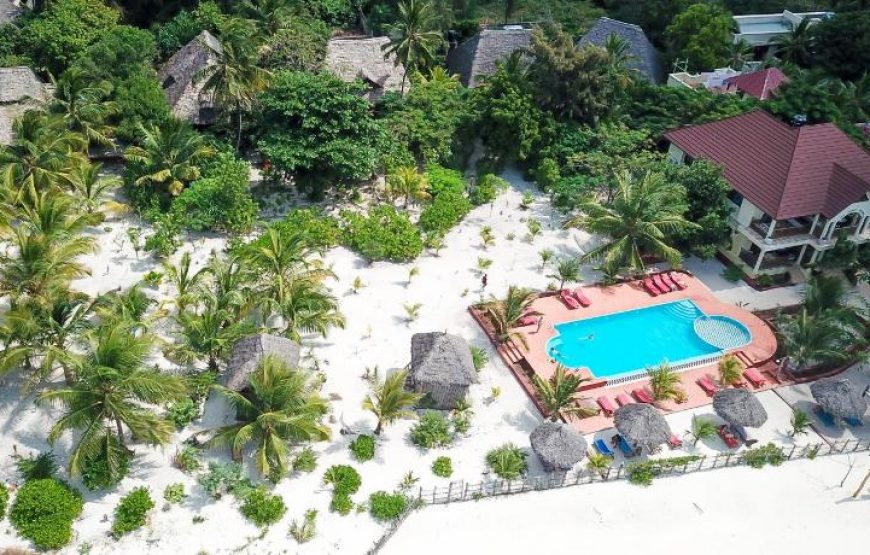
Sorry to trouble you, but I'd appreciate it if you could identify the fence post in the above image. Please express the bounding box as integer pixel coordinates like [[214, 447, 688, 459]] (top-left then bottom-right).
[[853, 440, 862, 452], [463, 483, 468, 501], [788, 445, 796, 459], [447, 482, 453, 504]]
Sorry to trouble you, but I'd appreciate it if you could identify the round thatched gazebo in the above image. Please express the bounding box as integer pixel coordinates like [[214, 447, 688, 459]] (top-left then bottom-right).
[[810, 378, 868, 420], [408, 332, 478, 410], [713, 388, 768, 428], [613, 403, 672, 451], [530, 421, 588, 473]]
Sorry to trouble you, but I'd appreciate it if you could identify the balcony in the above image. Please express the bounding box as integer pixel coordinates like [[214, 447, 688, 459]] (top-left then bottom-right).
[[739, 249, 797, 271], [742, 217, 823, 248]]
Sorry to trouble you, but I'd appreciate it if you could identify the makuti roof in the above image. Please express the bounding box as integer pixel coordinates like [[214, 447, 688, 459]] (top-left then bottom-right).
[[446, 24, 532, 88], [0, 0, 21, 25], [324, 36, 405, 101], [157, 30, 222, 125], [409, 332, 478, 387], [0, 67, 50, 145], [665, 110, 870, 220], [724, 67, 789, 100], [577, 17, 662, 83]]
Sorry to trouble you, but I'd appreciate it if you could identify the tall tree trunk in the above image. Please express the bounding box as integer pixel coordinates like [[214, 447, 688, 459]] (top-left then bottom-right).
[[115, 417, 125, 446], [236, 110, 243, 151], [374, 420, 383, 435]]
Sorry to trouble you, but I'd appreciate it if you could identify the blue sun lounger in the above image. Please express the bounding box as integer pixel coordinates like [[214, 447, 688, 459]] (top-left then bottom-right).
[[845, 417, 864, 427], [815, 407, 837, 428], [594, 438, 614, 457], [618, 436, 636, 458]]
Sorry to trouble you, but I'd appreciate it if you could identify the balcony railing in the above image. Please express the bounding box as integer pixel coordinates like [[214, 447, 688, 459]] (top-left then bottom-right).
[[739, 249, 796, 271], [749, 219, 814, 240]]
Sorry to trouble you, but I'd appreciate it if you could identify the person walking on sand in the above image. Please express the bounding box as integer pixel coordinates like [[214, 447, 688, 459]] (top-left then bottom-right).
[[481, 273, 488, 290], [535, 316, 543, 333]]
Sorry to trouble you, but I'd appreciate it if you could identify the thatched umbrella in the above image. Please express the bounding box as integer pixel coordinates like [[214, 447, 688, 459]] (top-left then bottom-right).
[[613, 403, 671, 450], [810, 378, 868, 419], [713, 389, 768, 428], [530, 421, 588, 473]]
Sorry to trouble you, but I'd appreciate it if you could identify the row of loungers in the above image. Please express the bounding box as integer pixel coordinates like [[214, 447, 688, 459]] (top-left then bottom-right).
[[596, 388, 654, 416], [559, 287, 591, 310], [593, 433, 684, 458], [815, 407, 864, 428], [697, 368, 767, 396], [642, 272, 687, 297]]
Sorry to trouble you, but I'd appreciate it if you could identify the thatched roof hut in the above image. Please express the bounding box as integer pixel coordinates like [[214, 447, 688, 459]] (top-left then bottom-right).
[[446, 23, 532, 88], [613, 403, 672, 450], [530, 421, 587, 472], [224, 334, 300, 391], [324, 36, 405, 101], [713, 388, 768, 428], [0, 66, 51, 145], [157, 30, 222, 125], [577, 17, 663, 83], [1, 0, 22, 25], [810, 378, 868, 420], [408, 332, 477, 410]]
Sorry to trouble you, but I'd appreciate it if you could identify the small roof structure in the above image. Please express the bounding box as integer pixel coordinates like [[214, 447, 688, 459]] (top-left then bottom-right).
[[665, 110, 870, 220], [810, 378, 868, 420], [724, 67, 788, 100], [530, 421, 588, 472], [0, 66, 51, 145], [0, 0, 21, 25], [224, 334, 301, 391], [409, 332, 478, 388], [613, 403, 672, 449], [446, 23, 532, 88], [577, 17, 662, 83], [324, 36, 405, 101], [713, 388, 768, 428], [157, 30, 222, 125]]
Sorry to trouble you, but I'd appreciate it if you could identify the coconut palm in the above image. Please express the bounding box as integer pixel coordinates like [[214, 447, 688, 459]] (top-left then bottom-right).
[[362, 369, 422, 435], [96, 284, 160, 331], [38, 324, 187, 479], [802, 274, 858, 318], [647, 363, 685, 402], [63, 162, 124, 219], [686, 416, 717, 446], [124, 119, 214, 197], [242, 226, 329, 285], [603, 34, 636, 88], [547, 257, 582, 289], [382, 0, 443, 92], [565, 170, 698, 275], [236, 0, 292, 36], [385, 165, 431, 207], [773, 18, 815, 66], [776, 308, 858, 371], [163, 252, 209, 312], [718, 354, 743, 387], [167, 294, 256, 370], [0, 228, 93, 299], [726, 39, 753, 70], [203, 254, 256, 319], [532, 365, 598, 421], [207, 355, 331, 479], [263, 278, 345, 341], [50, 67, 118, 148], [17, 187, 98, 238], [483, 286, 539, 348]]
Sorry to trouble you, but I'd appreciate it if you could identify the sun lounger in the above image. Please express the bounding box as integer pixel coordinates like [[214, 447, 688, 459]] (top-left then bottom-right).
[[815, 407, 837, 428], [516, 315, 537, 327], [594, 438, 615, 457], [615, 393, 633, 407], [596, 396, 616, 417], [632, 388, 654, 404], [652, 273, 671, 293], [697, 375, 718, 396], [559, 289, 580, 309], [642, 278, 661, 296], [572, 287, 591, 307], [669, 272, 688, 290], [668, 434, 684, 449], [617, 436, 636, 457], [845, 417, 863, 427], [718, 425, 739, 448], [743, 368, 766, 388], [660, 272, 679, 291]]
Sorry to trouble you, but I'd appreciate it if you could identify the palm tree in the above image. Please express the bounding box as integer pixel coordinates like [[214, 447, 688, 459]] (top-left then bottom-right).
[[603, 34, 636, 88], [63, 162, 124, 219], [776, 309, 857, 372], [385, 165, 431, 207], [686, 416, 717, 446], [718, 354, 743, 387], [96, 285, 159, 331], [207, 355, 331, 479], [803, 274, 853, 316], [0, 228, 93, 300], [236, 0, 292, 36], [362, 369, 422, 435], [163, 251, 209, 312], [647, 363, 685, 402], [51, 67, 118, 148], [532, 365, 598, 421], [264, 278, 345, 341], [167, 294, 256, 370], [547, 257, 582, 289], [726, 39, 753, 70], [38, 324, 187, 479], [483, 286, 539, 347], [382, 0, 443, 92], [565, 170, 698, 275], [124, 119, 214, 197], [773, 18, 814, 66], [17, 186, 97, 238]]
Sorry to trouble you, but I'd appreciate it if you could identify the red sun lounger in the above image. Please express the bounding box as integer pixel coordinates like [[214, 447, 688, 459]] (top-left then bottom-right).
[[632, 388, 654, 404], [572, 287, 591, 307], [596, 396, 616, 417], [653, 273, 671, 293], [516, 315, 537, 327], [615, 393, 634, 407], [669, 272, 688, 290], [559, 289, 580, 309], [743, 368, 766, 388], [668, 434, 684, 449], [642, 278, 661, 296], [660, 272, 679, 291], [697, 375, 718, 397]]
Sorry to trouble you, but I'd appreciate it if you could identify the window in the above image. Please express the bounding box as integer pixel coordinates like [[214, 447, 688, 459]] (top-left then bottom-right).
[[727, 189, 744, 206], [162, 75, 176, 89]]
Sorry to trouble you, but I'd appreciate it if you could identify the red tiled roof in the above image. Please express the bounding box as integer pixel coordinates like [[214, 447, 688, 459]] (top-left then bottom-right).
[[664, 111, 870, 220], [724, 68, 789, 100]]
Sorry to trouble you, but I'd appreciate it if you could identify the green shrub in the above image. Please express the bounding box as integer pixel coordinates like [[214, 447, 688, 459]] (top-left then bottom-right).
[[0, 482, 8, 519], [534, 158, 561, 191], [16, 451, 58, 481], [340, 205, 423, 262], [418, 190, 472, 237], [173, 446, 202, 473], [144, 213, 182, 257], [274, 208, 342, 249], [289, 508, 318, 543], [329, 493, 354, 515], [185, 368, 218, 401], [470, 346, 489, 371], [742, 443, 785, 469], [293, 446, 318, 473], [431, 456, 453, 478], [368, 491, 408, 521], [485, 444, 527, 479], [10, 479, 84, 550], [323, 465, 361, 497], [409, 411, 454, 449], [349, 435, 376, 462], [112, 487, 154, 537], [198, 462, 249, 499], [240, 488, 286, 527], [163, 483, 186, 505], [171, 152, 257, 233], [721, 265, 743, 282], [81, 450, 131, 490], [426, 165, 466, 197], [166, 398, 200, 430], [470, 173, 508, 205], [625, 461, 656, 486]]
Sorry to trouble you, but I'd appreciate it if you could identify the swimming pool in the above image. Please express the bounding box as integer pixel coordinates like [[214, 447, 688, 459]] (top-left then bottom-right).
[[545, 299, 751, 379]]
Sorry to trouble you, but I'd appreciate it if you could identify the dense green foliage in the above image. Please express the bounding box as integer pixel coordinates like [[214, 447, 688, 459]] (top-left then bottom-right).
[[323, 465, 361, 515], [240, 488, 287, 527], [9, 479, 84, 550], [812, 12, 870, 81], [409, 411, 454, 448], [431, 456, 453, 477], [368, 491, 409, 521], [81, 449, 131, 490], [0, 482, 8, 519], [112, 487, 154, 537], [349, 434, 376, 462], [485, 444, 527, 479], [665, 3, 733, 72], [340, 205, 423, 262]]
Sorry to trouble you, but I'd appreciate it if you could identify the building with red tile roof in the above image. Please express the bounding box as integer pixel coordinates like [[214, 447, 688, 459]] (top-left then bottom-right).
[[724, 67, 789, 100], [664, 110, 870, 277]]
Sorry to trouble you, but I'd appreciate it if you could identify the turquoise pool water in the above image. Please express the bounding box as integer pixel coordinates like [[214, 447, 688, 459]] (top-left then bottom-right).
[[546, 300, 751, 379]]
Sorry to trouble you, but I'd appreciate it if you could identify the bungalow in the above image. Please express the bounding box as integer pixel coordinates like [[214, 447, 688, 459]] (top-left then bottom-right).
[[577, 17, 662, 83], [664, 110, 870, 278], [723, 67, 789, 100], [0, 66, 51, 145], [446, 23, 532, 88], [733, 10, 833, 57], [157, 30, 222, 126], [1, 0, 21, 25], [324, 36, 406, 101]]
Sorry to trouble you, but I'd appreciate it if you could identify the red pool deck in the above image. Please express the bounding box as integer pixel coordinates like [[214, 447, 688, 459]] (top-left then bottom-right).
[[508, 274, 780, 434]]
